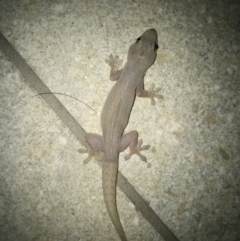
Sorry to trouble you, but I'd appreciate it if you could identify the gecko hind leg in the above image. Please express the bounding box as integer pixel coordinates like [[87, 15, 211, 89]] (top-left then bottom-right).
[[78, 133, 103, 164], [120, 130, 150, 162]]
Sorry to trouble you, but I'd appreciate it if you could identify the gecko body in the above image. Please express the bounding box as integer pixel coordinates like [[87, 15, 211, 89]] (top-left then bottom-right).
[[83, 29, 160, 241]]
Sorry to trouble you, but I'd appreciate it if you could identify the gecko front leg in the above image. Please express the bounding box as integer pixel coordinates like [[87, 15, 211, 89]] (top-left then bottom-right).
[[105, 54, 123, 81], [136, 81, 163, 105], [106, 55, 163, 105]]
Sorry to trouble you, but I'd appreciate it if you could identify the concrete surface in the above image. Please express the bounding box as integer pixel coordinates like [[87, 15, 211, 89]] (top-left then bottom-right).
[[0, 0, 240, 240]]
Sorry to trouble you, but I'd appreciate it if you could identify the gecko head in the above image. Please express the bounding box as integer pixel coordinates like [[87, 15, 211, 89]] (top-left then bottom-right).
[[128, 29, 158, 69]]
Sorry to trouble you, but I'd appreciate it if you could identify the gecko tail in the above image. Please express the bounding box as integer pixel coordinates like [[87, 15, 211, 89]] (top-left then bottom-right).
[[102, 160, 127, 241]]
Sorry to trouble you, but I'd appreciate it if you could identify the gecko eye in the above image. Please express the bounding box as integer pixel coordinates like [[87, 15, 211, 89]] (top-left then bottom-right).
[[154, 43, 159, 51], [136, 37, 141, 43]]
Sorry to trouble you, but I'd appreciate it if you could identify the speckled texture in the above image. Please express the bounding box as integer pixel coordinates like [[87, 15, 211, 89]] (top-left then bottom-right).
[[0, 0, 240, 241]]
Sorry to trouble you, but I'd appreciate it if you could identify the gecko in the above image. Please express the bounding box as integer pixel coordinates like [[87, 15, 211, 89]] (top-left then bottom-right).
[[80, 29, 161, 241]]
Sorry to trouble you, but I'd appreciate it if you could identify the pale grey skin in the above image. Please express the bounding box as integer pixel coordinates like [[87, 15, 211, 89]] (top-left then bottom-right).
[[83, 29, 161, 241]]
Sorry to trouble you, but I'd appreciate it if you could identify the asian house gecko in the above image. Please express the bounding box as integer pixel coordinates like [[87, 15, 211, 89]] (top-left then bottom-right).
[[81, 29, 161, 241]]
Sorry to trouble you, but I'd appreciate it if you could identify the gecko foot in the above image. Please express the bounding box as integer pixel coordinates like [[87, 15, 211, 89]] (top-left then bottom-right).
[[78, 133, 103, 164], [105, 54, 123, 71], [124, 139, 150, 162], [149, 83, 163, 106], [78, 148, 96, 164]]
